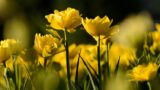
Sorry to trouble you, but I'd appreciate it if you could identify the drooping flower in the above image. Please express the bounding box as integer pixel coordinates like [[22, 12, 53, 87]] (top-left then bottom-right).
[[45, 7, 81, 32], [128, 62, 159, 81], [109, 43, 137, 72], [34, 33, 61, 57], [82, 16, 117, 38]]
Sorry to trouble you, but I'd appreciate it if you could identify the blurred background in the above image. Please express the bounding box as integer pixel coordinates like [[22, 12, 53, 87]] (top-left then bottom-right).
[[0, 0, 160, 47]]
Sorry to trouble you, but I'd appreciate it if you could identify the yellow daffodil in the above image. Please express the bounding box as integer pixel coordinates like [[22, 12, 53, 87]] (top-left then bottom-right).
[[0, 39, 23, 63], [150, 23, 160, 54], [1, 39, 23, 55], [155, 23, 160, 31], [128, 62, 159, 81], [0, 45, 11, 63], [34, 33, 61, 57], [45, 7, 81, 32], [82, 16, 114, 37], [109, 43, 137, 72]]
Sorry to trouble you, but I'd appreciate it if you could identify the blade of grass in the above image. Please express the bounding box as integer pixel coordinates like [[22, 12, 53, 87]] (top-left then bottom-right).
[[75, 50, 81, 86], [13, 55, 19, 90], [114, 57, 120, 76], [106, 42, 110, 78], [80, 56, 97, 90], [19, 59, 36, 90], [86, 61, 99, 84], [3, 68, 11, 90], [86, 61, 98, 78]]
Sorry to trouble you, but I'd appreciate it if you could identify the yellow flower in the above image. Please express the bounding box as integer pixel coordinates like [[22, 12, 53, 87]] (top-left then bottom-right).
[[82, 16, 113, 37], [1, 39, 23, 55], [34, 33, 61, 57], [150, 23, 160, 54], [45, 7, 81, 32], [109, 43, 137, 72], [0, 45, 11, 63], [128, 62, 159, 81], [155, 23, 160, 31], [0, 39, 23, 63]]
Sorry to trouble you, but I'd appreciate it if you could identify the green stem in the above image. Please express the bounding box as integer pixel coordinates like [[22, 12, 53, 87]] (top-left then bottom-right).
[[97, 35, 101, 90], [106, 42, 110, 78], [19, 58, 36, 90], [44, 58, 47, 69], [64, 29, 71, 89], [3, 62, 11, 90], [13, 55, 20, 90]]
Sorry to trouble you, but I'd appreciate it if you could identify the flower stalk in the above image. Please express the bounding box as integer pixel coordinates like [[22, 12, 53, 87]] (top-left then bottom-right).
[[97, 34, 101, 90], [13, 55, 21, 90], [64, 29, 71, 89], [106, 42, 110, 78]]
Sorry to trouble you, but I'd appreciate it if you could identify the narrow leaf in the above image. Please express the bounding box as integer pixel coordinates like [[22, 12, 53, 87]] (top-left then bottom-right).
[[114, 56, 120, 76], [80, 56, 97, 90], [75, 50, 81, 86]]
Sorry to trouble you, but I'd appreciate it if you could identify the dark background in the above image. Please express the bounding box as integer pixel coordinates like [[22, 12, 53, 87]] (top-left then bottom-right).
[[0, 0, 160, 45]]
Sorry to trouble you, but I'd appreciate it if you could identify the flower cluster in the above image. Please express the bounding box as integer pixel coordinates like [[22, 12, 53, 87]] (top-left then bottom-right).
[[0, 7, 160, 90]]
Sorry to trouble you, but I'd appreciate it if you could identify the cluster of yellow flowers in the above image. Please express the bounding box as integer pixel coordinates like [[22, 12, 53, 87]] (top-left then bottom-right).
[[0, 39, 23, 63], [0, 7, 160, 90], [44, 8, 160, 82]]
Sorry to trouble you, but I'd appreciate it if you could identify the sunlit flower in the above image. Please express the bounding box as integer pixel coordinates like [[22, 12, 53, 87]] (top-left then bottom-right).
[[0, 39, 23, 63], [1, 39, 23, 55], [45, 7, 81, 32], [128, 62, 159, 81], [150, 23, 160, 54], [155, 23, 160, 31], [109, 43, 137, 72], [82, 16, 115, 37], [34, 33, 61, 57], [0, 45, 10, 63]]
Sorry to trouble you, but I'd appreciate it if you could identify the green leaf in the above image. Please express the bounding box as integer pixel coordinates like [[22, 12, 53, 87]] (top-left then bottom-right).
[[75, 50, 81, 86], [80, 56, 97, 90], [114, 57, 120, 76]]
